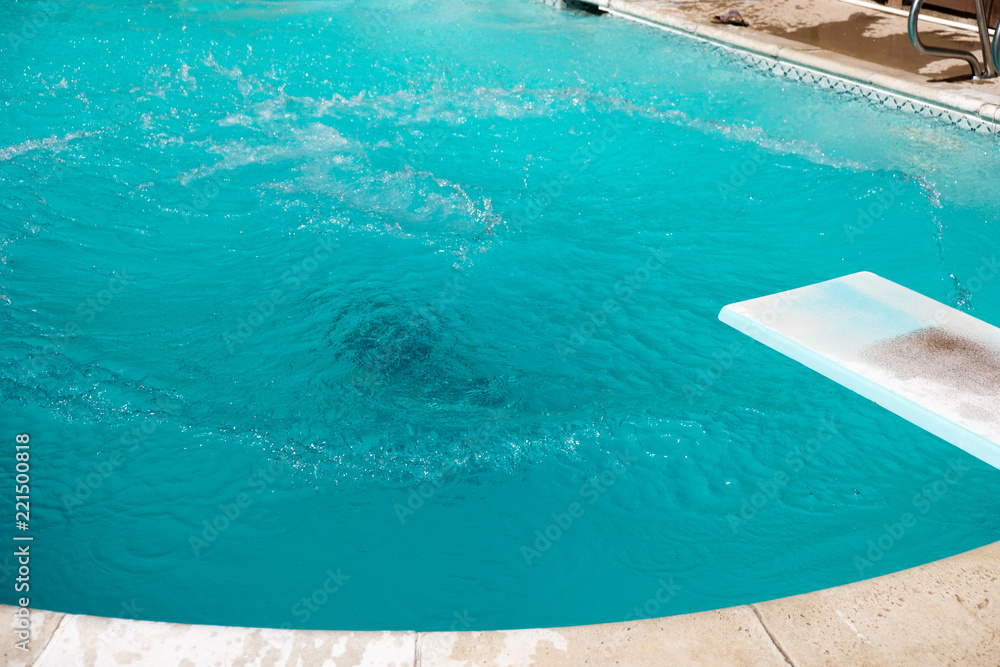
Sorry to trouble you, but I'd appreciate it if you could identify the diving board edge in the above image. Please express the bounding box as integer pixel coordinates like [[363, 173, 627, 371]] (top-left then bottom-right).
[[719, 303, 1000, 471]]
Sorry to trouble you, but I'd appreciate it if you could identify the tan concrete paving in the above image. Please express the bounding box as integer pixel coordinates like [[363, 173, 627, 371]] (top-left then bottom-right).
[[599, 0, 1000, 121], [2, 540, 998, 665], [621, 0, 996, 80], [694, 0, 986, 76], [754, 538, 1000, 666], [14, 611, 415, 667], [1, 607, 65, 667], [417, 607, 789, 666]]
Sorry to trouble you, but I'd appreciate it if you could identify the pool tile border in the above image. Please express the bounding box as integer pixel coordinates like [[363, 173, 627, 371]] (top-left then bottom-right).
[[736, 51, 996, 133]]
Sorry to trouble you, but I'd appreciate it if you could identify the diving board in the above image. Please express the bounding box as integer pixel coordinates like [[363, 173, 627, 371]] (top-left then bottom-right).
[[719, 271, 1000, 471]]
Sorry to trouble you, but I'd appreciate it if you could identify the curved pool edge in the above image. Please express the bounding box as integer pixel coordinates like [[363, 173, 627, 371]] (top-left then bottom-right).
[[5, 537, 998, 665], [593, 0, 1000, 134]]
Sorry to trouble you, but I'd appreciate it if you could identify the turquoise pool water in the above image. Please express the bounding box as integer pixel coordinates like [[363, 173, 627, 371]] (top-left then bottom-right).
[[2, 0, 999, 632]]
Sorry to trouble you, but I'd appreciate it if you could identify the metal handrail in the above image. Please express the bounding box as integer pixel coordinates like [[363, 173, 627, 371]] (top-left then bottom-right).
[[908, 0, 998, 79], [994, 16, 1000, 71], [972, 0, 998, 76]]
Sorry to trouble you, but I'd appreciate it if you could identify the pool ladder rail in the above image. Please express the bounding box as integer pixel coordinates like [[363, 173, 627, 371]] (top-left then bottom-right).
[[908, 0, 1000, 78]]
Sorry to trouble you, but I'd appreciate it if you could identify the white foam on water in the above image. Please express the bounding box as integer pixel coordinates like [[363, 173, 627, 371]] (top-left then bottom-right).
[[0, 130, 99, 161], [177, 123, 358, 185]]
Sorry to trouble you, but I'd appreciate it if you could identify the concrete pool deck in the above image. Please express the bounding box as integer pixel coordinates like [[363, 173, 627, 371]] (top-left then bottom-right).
[[581, 0, 1000, 131], [4, 537, 1000, 665]]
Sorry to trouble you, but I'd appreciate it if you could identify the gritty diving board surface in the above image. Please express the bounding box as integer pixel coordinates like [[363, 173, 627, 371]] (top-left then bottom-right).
[[719, 271, 1000, 471]]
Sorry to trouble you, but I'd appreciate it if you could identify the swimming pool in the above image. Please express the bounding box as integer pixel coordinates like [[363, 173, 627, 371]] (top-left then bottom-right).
[[2, 0, 999, 632]]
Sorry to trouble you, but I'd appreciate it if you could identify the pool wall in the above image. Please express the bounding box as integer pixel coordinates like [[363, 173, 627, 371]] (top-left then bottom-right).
[[4, 537, 999, 665]]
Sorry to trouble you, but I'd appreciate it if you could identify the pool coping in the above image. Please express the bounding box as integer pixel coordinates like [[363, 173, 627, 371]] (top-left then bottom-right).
[[3, 536, 999, 665], [589, 0, 1000, 134]]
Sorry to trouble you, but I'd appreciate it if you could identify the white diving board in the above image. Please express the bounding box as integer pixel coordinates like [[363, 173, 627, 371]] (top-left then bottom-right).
[[719, 271, 1000, 471]]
